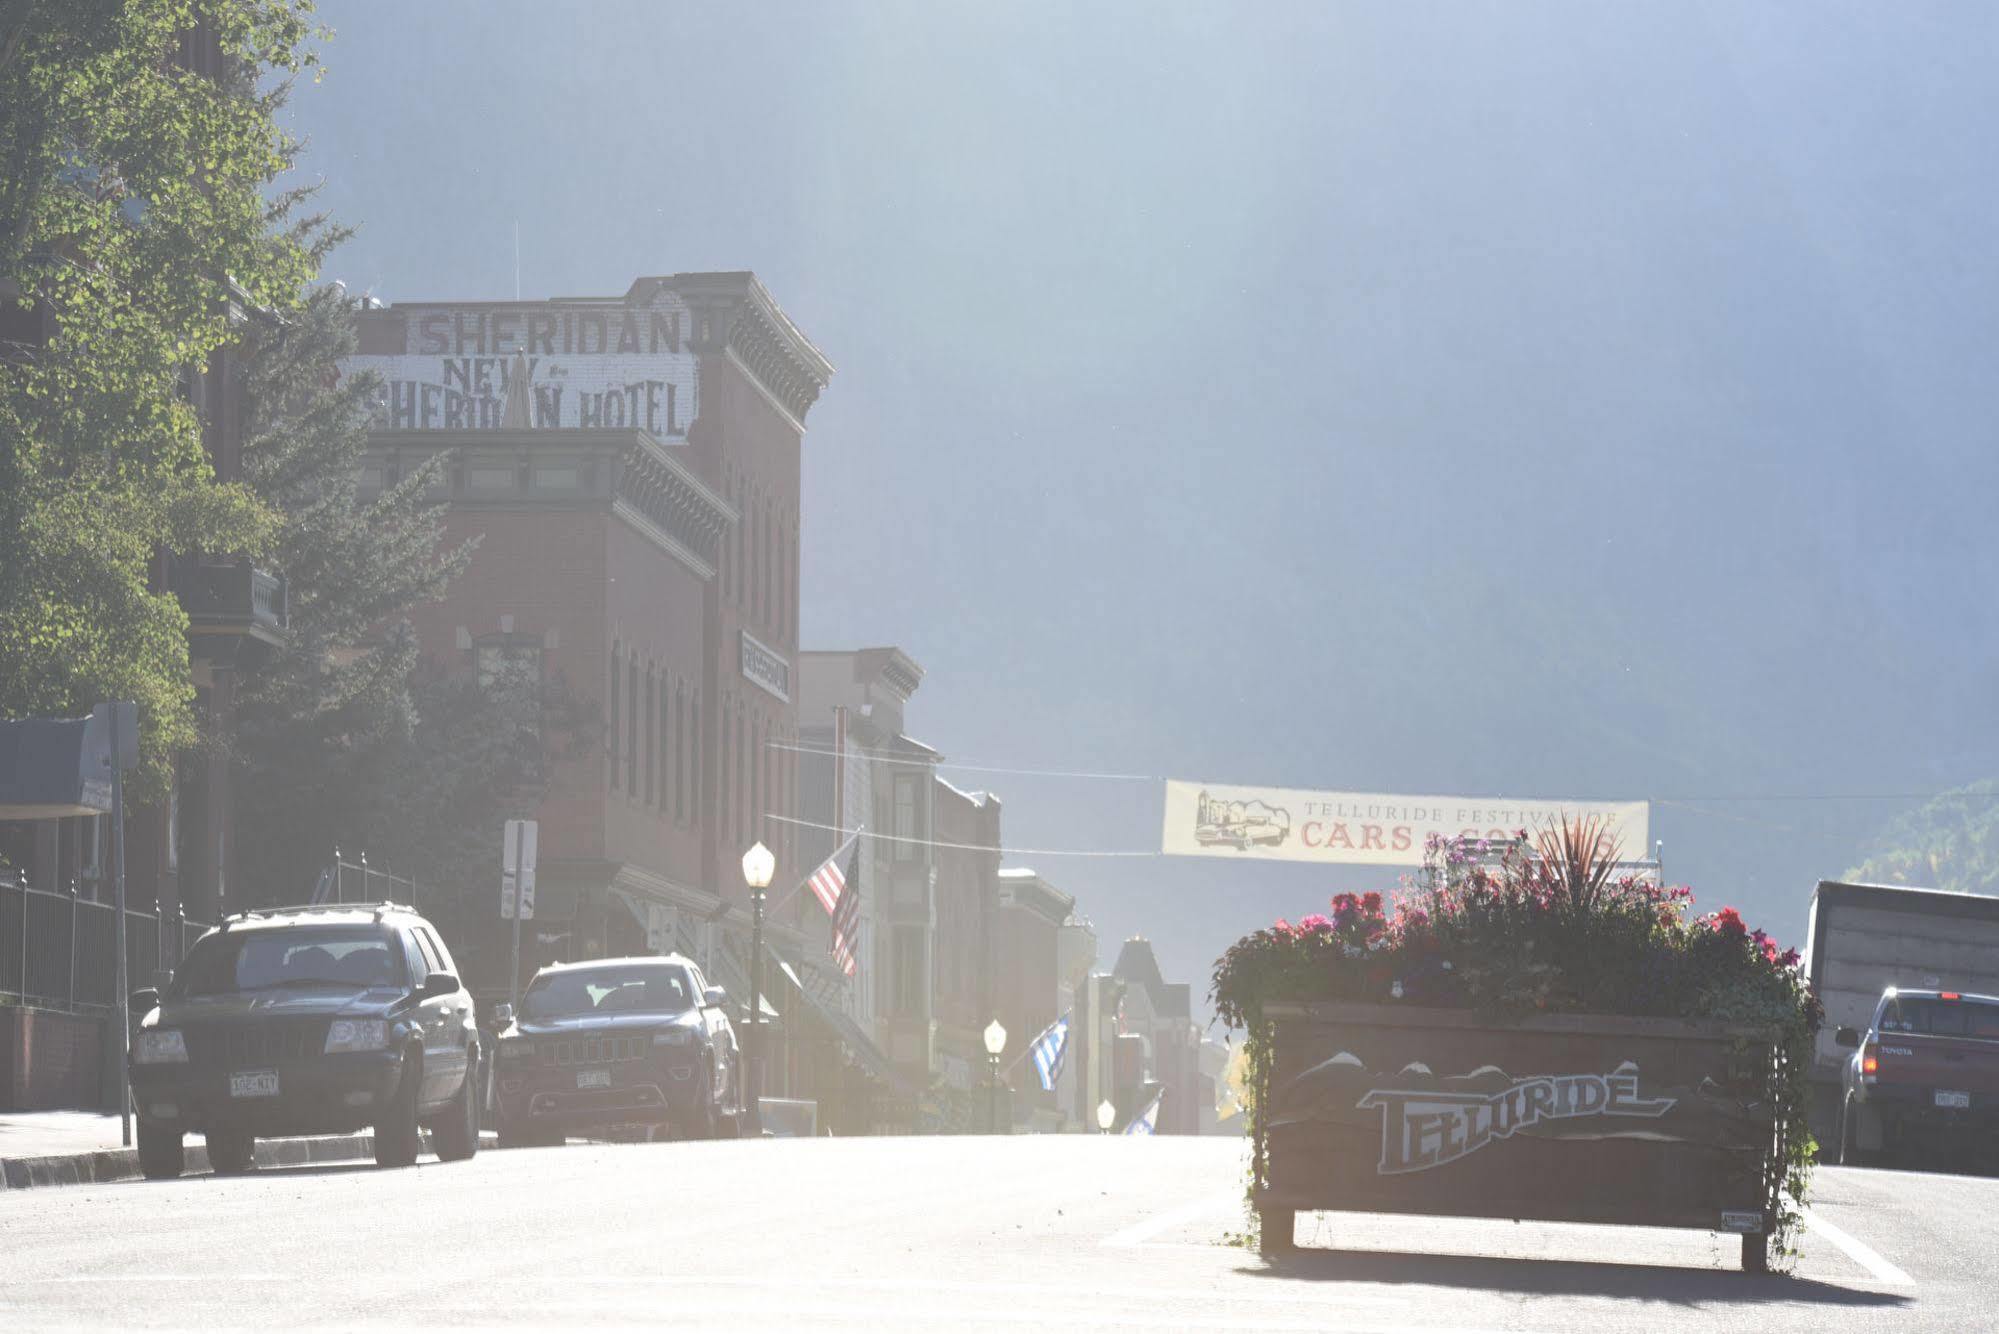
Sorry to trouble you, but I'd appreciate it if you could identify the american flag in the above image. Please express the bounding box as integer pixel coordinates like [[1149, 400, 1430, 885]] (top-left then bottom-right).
[[1029, 1012, 1070, 1092], [807, 840, 863, 976]]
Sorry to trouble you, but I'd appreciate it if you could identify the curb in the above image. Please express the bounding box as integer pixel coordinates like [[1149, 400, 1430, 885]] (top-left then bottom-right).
[[0, 1129, 497, 1192]]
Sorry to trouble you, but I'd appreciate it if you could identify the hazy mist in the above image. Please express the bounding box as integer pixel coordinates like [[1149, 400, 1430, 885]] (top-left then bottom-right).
[[291, 1, 1999, 1016]]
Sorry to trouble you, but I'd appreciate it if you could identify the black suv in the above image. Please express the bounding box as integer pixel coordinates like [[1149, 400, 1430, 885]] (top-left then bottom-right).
[[492, 955, 741, 1145], [128, 903, 482, 1179]]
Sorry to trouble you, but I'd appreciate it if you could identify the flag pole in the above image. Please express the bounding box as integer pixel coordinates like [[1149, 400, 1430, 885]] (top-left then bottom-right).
[[766, 826, 864, 917]]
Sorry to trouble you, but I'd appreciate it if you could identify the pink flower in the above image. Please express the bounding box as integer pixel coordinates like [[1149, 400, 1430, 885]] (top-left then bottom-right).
[[1297, 913, 1334, 934]]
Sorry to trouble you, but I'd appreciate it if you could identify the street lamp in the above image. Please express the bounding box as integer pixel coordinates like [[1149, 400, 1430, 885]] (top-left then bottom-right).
[[983, 1019, 1007, 1135], [742, 842, 775, 1135], [1097, 1099, 1116, 1135]]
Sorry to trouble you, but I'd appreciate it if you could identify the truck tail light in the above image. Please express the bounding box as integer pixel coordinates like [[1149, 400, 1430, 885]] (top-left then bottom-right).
[[1861, 1043, 1878, 1080], [1940, 992, 1961, 1001]]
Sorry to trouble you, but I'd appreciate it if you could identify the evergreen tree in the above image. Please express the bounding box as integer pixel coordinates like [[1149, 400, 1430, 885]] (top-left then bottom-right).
[[229, 276, 593, 937], [1849, 780, 1999, 896]]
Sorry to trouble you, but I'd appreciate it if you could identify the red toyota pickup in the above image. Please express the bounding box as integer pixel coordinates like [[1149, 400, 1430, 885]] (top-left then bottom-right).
[[1835, 988, 1999, 1170]]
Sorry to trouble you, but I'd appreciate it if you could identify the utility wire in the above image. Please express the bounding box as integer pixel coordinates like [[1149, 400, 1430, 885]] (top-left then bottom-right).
[[763, 738, 1994, 806], [766, 812, 1161, 859], [761, 738, 1158, 783]]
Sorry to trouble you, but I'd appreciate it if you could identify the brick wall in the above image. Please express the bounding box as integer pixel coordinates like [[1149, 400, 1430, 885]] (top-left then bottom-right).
[[0, 1007, 105, 1112]]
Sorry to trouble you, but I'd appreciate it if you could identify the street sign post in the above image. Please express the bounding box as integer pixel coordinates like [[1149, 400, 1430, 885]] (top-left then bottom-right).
[[502, 819, 538, 1011], [93, 702, 137, 1148]]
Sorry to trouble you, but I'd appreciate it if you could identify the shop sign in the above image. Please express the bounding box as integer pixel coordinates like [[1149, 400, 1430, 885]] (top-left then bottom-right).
[[741, 631, 790, 701]]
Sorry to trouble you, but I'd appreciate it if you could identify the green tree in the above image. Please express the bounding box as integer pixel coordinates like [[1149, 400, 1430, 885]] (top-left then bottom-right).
[[0, 0, 320, 794], [228, 279, 594, 924], [1848, 780, 1999, 896]]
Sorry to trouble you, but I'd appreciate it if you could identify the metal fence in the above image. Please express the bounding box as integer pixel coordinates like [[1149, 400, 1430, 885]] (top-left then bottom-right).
[[324, 852, 437, 917], [0, 879, 211, 1015]]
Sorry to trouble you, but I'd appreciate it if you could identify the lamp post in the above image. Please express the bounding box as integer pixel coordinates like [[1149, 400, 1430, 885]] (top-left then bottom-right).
[[741, 842, 774, 1136], [1096, 1098, 1116, 1136], [983, 1019, 1007, 1135]]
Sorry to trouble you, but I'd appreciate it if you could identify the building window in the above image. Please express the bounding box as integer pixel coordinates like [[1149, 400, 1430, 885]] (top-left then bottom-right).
[[892, 926, 925, 1017], [893, 774, 918, 861], [762, 500, 774, 630], [673, 685, 687, 824], [750, 719, 763, 847], [667, 680, 683, 816], [609, 643, 621, 791], [644, 665, 656, 807], [626, 649, 638, 797], [719, 700, 732, 846], [687, 688, 700, 826]]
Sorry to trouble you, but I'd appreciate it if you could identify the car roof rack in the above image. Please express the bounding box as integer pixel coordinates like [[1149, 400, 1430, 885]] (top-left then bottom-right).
[[219, 902, 415, 929]]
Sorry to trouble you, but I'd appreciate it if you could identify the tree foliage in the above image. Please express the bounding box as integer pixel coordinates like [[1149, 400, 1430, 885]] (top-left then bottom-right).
[[228, 279, 595, 918], [0, 0, 321, 794], [1848, 780, 1999, 896]]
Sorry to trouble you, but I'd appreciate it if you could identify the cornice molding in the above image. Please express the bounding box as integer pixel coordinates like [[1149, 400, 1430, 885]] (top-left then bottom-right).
[[660, 272, 834, 427], [613, 432, 736, 578]]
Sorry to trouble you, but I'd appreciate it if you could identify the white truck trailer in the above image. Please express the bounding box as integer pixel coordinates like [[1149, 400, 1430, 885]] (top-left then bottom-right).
[[1802, 879, 1999, 1144]]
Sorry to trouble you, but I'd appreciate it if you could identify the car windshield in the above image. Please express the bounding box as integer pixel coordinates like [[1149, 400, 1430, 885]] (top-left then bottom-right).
[[175, 927, 405, 997], [520, 966, 695, 1021], [1880, 998, 1999, 1040]]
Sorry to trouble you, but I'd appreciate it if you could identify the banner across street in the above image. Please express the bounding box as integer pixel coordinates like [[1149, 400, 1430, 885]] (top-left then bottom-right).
[[1160, 780, 1650, 867]]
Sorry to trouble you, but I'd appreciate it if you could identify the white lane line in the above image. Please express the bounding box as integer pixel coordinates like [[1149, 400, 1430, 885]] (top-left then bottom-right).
[[1800, 1208, 1916, 1288], [1100, 1190, 1241, 1248]]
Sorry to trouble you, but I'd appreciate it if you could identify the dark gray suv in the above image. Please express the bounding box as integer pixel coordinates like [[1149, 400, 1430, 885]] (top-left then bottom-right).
[[128, 903, 482, 1178]]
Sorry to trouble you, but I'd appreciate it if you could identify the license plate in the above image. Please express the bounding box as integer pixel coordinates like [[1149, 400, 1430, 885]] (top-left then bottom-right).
[[230, 1070, 279, 1099], [1935, 1089, 1971, 1109], [576, 1069, 611, 1089]]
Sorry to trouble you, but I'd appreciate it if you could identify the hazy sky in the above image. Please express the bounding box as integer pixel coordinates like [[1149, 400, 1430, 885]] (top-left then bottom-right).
[[292, 1, 1999, 1015]]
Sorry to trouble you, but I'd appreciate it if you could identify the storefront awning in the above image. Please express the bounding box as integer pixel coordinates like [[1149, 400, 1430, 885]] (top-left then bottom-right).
[[778, 950, 913, 1097]]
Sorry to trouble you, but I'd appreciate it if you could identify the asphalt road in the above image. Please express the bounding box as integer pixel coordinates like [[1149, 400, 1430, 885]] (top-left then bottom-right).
[[0, 1134, 1987, 1332]]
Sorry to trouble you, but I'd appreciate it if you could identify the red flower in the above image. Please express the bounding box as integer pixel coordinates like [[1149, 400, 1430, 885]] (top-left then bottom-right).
[[1362, 891, 1384, 915], [1712, 907, 1747, 938]]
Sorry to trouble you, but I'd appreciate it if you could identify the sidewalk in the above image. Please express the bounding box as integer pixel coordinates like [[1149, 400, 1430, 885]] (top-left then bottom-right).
[[0, 1108, 490, 1191]]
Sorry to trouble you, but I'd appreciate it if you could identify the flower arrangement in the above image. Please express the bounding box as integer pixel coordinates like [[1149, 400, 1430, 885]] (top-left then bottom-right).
[[1211, 818, 1821, 1258]]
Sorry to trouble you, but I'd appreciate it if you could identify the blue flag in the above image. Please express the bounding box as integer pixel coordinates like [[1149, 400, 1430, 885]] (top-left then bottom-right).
[[1029, 1012, 1070, 1092], [1124, 1089, 1162, 1135]]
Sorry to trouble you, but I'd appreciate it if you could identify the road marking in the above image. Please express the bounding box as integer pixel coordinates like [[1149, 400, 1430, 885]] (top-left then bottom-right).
[[1800, 1208, 1915, 1288], [1100, 1190, 1241, 1248]]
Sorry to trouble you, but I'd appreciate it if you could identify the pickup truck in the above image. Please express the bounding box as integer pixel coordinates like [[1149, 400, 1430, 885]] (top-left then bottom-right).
[[1834, 987, 1999, 1170], [1802, 880, 1999, 1146]]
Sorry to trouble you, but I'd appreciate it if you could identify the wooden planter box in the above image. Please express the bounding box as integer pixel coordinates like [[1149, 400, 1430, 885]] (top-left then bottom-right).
[[1255, 1001, 1780, 1271]]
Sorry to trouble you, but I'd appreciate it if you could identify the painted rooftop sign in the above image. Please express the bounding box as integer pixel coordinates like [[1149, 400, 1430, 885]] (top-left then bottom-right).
[[344, 287, 698, 437]]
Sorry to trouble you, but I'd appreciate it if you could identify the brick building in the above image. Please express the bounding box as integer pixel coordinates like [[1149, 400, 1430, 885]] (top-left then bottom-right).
[[343, 273, 833, 1044]]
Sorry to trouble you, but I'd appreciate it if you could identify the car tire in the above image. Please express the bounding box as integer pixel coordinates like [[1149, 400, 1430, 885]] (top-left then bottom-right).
[[431, 1057, 479, 1163], [137, 1119, 184, 1181], [374, 1050, 423, 1168], [1839, 1092, 1877, 1168], [206, 1129, 255, 1176], [675, 1059, 718, 1140]]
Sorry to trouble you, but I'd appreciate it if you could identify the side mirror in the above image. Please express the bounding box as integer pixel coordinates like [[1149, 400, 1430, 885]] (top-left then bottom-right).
[[421, 970, 459, 998], [490, 1003, 514, 1028], [129, 987, 160, 1015], [1834, 1026, 1860, 1049], [703, 986, 727, 1009]]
